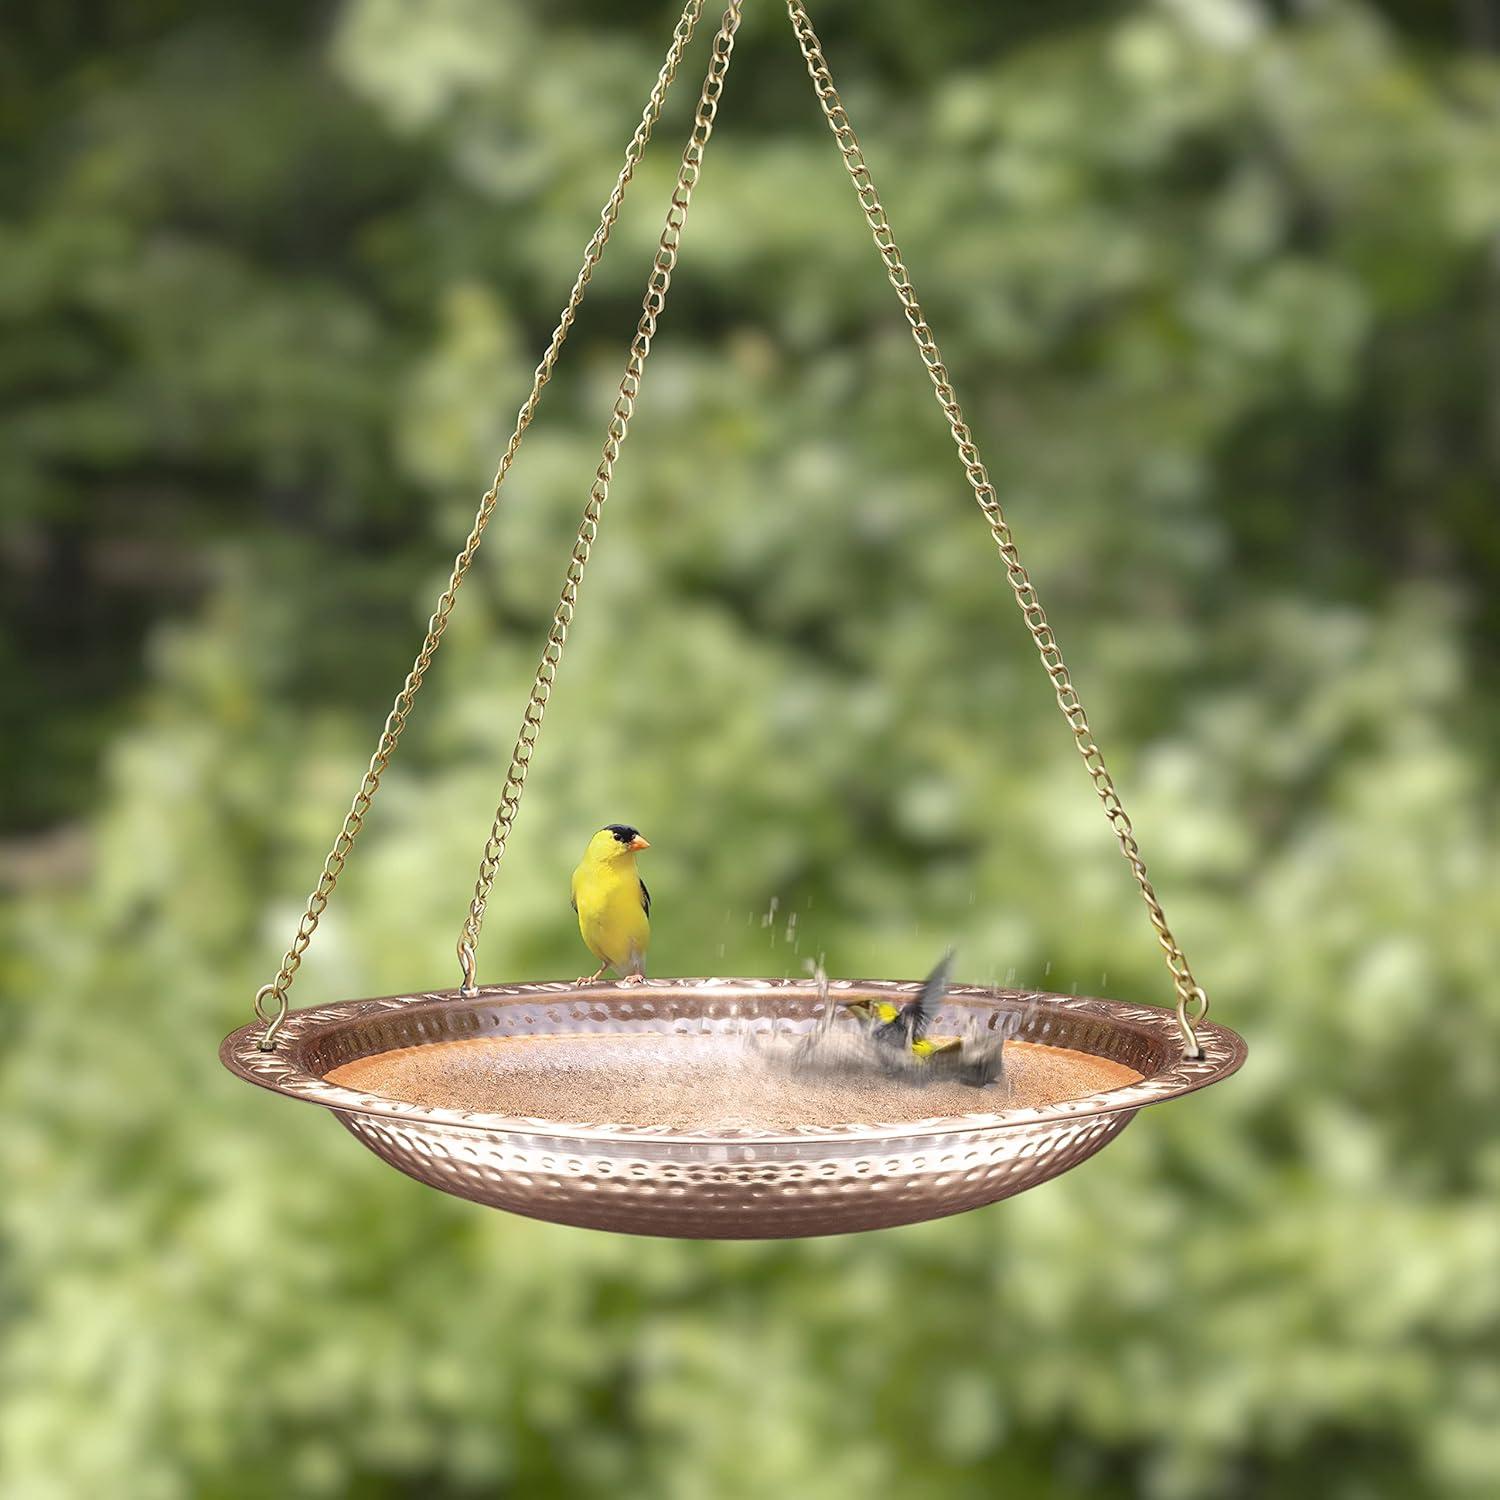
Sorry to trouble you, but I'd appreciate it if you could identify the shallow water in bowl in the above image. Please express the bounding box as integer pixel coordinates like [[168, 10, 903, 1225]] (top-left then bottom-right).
[[326, 1032, 1143, 1130]]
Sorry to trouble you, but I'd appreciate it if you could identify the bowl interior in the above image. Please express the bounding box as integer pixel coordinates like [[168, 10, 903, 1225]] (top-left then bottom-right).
[[222, 979, 1244, 1142]]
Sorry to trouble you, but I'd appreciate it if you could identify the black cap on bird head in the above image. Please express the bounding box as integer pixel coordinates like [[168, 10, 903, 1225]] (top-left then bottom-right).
[[604, 823, 650, 851]]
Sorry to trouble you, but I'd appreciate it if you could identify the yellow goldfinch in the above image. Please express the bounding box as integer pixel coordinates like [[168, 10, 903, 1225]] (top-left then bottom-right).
[[570, 824, 651, 984], [844, 949, 962, 1059]]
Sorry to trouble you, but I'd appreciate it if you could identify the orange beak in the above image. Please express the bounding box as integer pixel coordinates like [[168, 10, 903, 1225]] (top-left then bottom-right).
[[628, 834, 650, 851]]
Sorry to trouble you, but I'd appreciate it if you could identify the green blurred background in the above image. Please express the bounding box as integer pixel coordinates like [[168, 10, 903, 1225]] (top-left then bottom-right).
[[3, 0, 1498, 1495]]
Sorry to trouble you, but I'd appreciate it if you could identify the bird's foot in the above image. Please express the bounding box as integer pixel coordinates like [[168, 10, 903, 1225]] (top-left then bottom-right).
[[620, 972, 646, 986], [576, 967, 608, 985]]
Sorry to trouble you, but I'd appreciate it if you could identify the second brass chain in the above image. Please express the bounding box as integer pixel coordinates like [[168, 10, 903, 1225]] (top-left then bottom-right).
[[457, 2, 746, 988]]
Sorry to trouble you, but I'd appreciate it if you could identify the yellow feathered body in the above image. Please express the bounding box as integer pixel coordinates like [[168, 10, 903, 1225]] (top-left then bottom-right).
[[843, 952, 960, 1058], [571, 825, 651, 979], [860, 1000, 961, 1058]]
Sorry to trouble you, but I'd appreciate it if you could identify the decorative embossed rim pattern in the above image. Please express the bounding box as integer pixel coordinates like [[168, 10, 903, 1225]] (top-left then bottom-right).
[[220, 978, 1246, 1144]]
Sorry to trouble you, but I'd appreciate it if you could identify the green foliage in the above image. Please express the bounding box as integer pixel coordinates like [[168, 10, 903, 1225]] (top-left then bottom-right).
[[3, 1, 1499, 1495]]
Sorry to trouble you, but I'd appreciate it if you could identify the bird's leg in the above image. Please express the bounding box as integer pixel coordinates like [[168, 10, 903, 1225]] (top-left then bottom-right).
[[576, 964, 609, 985], [620, 971, 646, 987]]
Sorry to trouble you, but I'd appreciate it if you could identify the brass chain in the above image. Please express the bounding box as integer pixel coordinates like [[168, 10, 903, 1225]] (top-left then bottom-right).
[[253, 0, 709, 1049], [456, 3, 745, 990], [256, 0, 1207, 1059], [785, 0, 1208, 1057]]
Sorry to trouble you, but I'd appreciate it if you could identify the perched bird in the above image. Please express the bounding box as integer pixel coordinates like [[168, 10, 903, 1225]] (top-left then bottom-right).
[[844, 949, 962, 1059], [570, 824, 651, 984]]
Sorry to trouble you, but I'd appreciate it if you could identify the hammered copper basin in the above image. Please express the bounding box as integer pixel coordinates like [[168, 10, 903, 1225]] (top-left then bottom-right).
[[220, 978, 1246, 1238]]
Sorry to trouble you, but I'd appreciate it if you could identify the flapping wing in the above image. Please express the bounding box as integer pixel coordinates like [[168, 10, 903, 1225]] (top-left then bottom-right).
[[900, 947, 955, 1043]]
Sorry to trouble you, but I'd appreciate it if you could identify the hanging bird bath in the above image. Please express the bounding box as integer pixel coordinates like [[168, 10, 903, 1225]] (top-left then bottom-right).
[[222, 979, 1244, 1237], [224, 0, 1245, 1237]]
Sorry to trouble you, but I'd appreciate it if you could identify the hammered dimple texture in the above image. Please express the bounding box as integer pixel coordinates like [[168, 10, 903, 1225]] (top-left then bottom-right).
[[221, 979, 1246, 1239], [339, 1108, 1131, 1237]]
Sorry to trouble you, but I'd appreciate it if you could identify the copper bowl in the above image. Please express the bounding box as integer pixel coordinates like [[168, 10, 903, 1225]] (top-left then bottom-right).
[[220, 978, 1245, 1238]]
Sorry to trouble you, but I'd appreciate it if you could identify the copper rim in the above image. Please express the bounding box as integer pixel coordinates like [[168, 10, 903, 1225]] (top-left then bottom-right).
[[220, 977, 1246, 1145]]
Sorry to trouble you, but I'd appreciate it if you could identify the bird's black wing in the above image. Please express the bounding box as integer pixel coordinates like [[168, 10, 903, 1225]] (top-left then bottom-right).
[[639, 878, 651, 918], [571, 894, 577, 913], [898, 947, 955, 1043]]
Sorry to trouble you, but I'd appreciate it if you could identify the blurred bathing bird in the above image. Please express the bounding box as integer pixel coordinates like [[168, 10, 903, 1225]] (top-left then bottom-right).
[[571, 824, 651, 984], [814, 949, 1006, 1089], [844, 948, 962, 1059]]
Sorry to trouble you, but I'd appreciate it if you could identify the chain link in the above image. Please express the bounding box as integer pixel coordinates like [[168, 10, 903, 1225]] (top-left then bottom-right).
[[456, 3, 745, 989], [785, 0, 1208, 1057], [253, 0, 709, 1049]]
